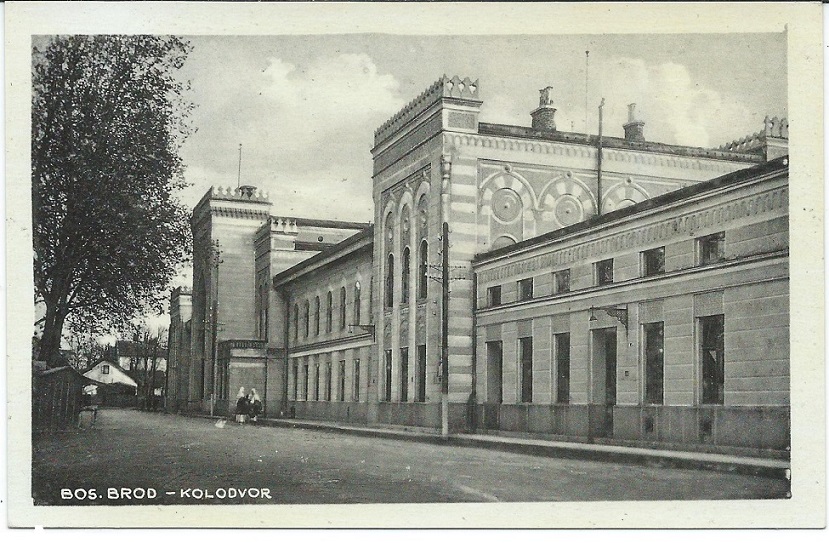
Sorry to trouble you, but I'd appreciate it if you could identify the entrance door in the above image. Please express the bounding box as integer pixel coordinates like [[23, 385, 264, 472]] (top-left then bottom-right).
[[592, 328, 617, 436], [486, 341, 503, 404]]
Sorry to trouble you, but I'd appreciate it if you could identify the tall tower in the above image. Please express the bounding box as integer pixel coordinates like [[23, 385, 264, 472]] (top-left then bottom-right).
[[189, 185, 271, 409], [371, 76, 482, 426]]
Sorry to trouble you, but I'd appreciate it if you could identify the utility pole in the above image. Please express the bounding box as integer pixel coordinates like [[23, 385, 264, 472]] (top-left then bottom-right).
[[210, 239, 222, 417], [440, 220, 450, 439], [439, 153, 452, 440], [585, 51, 590, 133], [237, 144, 242, 188], [597, 98, 605, 216]]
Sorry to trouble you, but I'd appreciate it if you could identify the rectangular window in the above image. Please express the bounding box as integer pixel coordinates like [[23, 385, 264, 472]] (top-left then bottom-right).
[[102, 365, 110, 375], [596, 258, 614, 286], [700, 315, 725, 405], [400, 348, 409, 402], [384, 350, 392, 402], [325, 362, 332, 401], [519, 337, 533, 403], [644, 322, 665, 405], [487, 285, 502, 307], [555, 333, 570, 404], [314, 365, 320, 401], [518, 278, 534, 301], [553, 269, 570, 294], [486, 341, 503, 404], [698, 232, 725, 265], [642, 246, 666, 277], [338, 360, 346, 401], [353, 359, 360, 401], [303, 364, 309, 400], [292, 364, 299, 400], [416, 344, 427, 402]]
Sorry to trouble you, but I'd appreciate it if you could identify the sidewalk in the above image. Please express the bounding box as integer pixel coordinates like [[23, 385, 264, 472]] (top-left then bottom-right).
[[190, 413, 790, 480]]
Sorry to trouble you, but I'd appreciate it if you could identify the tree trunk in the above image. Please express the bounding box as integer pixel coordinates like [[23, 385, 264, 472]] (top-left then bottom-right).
[[38, 301, 67, 367]]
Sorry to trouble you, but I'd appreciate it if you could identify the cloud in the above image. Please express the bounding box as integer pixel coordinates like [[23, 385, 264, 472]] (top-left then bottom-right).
[[593, 57, 753, 148], [180, 52, 405, 220], [481, 56, 757, 150]]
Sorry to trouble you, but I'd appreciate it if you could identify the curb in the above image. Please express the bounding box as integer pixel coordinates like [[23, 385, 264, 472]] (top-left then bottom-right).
[[190, 413, 790, 481]]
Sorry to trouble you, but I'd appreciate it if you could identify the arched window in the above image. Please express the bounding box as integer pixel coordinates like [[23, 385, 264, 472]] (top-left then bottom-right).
[[401, 247, 411, 304], [418, 240, 428, 299], [303, 300, 310, 338], [385, 254, 394, 308], [368, 280, 374, 323], [314, 296, 320, 336], [293, 304, 299, 341], [354, 282, 361, 324], [326, 291, 333, 333], [340, 286, 347, 329]]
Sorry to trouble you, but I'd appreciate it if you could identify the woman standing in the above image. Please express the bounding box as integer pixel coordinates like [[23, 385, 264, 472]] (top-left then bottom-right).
[[235, 387, 249, 423], [249, 389, 262, 422]]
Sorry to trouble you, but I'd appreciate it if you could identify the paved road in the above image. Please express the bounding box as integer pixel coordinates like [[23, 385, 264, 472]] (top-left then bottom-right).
[[32, 408, 789, 505]]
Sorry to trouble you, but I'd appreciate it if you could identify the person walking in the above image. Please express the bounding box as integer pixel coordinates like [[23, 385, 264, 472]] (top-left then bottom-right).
[[249, 389, 262, 422], [235, 387, 249, 423]]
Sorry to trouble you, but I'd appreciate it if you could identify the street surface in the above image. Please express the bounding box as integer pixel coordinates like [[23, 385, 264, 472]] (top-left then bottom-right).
[[32, 408, 789, 505]]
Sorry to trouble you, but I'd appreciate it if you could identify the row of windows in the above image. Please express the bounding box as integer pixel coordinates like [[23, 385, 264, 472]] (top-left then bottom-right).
[[385, 240, 429, 308], [293, 282, 368, 342], [486, 232, 725, 307], [486, 314, 725, 405], [292, 359, 361, 402], [382, 345, 428, 403]]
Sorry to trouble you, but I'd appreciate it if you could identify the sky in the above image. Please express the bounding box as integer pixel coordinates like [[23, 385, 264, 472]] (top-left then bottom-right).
[[106, 31, 789, 339], [174, 32, 787, 225]]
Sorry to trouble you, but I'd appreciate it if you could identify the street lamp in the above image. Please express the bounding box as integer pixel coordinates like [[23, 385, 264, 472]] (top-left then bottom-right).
[[589, 305, 628, 329]]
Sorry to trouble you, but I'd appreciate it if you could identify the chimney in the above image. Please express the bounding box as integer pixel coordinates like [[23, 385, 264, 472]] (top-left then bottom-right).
[[531, 86, 557, 131], [623, 103, 645, 142]]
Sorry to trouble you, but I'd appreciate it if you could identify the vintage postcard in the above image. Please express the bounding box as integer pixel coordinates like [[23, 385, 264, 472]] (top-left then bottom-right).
[[4, 1, 825, 529]]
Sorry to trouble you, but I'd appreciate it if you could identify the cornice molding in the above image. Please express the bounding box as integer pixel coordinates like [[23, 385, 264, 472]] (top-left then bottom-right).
[[448, 133, 753, 174]]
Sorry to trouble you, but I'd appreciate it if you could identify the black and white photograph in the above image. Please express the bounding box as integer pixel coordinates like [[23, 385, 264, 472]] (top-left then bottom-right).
[[4, 1, 825, 529]]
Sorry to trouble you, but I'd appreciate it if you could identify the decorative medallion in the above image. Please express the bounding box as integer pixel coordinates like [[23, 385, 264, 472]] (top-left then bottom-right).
[[491, 188, 522, 223], [553, 194, 584, 226], [602, 181, 649, 214], [539, 174, 597, 228]]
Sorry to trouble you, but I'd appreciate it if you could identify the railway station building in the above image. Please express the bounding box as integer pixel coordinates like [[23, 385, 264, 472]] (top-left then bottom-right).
[[166, 75, 789, 453]]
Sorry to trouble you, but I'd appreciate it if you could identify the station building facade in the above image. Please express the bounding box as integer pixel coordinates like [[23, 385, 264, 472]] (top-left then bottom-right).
[[167, 75, 790, 453]]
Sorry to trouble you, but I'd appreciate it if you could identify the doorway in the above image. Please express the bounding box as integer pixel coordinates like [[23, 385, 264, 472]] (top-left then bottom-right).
[[591, 328, 617, 436], [486, 341, 503, 404]]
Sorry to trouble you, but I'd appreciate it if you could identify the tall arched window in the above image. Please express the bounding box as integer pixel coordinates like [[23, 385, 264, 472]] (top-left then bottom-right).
[[368, 280, 374, 323], [314, 296, 320, 336], [340, 286, 347, 329], [354, 282, 361, 324], [385, 254, 394, 308], [326, 291, 333, 333], [418, 240, 428, 299], [303, 300, 310, 338], [293, 303, 299, 341], [401, 247, 411, 303]]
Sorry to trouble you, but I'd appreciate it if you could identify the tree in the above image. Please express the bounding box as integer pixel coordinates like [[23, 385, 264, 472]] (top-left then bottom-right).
[[32, 35, 194, 365]]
